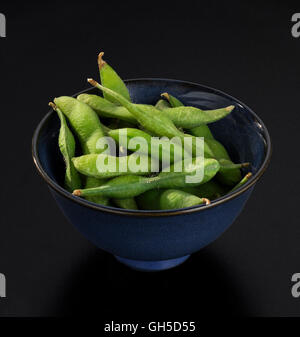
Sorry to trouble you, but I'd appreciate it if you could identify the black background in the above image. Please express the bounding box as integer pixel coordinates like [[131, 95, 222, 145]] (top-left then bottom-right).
[[0, 1, 299, 318]]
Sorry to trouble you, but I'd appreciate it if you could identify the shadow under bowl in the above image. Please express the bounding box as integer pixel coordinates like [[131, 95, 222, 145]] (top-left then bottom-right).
[[32, 78, 271, 271]]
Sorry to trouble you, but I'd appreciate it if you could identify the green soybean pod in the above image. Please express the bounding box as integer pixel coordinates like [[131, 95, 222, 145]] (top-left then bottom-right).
[[49, 103, 81, 192], [190, 119, 245, 186], [140, 97, 233, 129], [74, 175, 146, 199], [217, 159, 250, 186], [73, 158, 220, 199], [54, 96, 109, 205], [155, 99, 171, 110], [136, 189, 164, 210], [162, 94, 220, 164], [189, 125, 214, 140], [77, 93, 137, 124], [97, 53, 137, 208], [161, 105, 234, 129], [88, 79, 215, 158], [218, 159, 249, 170], [205, 139, 231, 160], [190, 124, 232, 161], [159, 189, 210, 210], [230, 172, 252, 192], [181, 179, 227, 200], [107, 119, 137, 131], [161, 92, 183, 108], [98, 52, 131, 104], [160, 92, 234, 129], [72, 153, 155, 179], [112, 197, 138, 210], [157, 157, 220, 189], [54, 96, 105, 155], [162, 93, 215, 141], [84, 176, 109, 205], [184, 101, 242, 185]]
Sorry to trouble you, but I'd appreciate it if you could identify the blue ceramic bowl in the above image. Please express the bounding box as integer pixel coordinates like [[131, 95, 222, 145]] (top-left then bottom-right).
[[32, 79, 271, 271]]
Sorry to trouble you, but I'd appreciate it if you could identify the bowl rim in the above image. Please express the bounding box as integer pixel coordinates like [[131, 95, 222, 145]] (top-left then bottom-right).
[[32, 78, 272, 217]]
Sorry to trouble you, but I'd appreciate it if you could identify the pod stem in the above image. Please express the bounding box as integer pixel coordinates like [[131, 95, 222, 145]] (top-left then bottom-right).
[[88, 78, 99, 88], [203, 198, 210, 205], [161, 92, 170, 101], [98, 51, 106, 70], [225, 105, 235, 112], [220, 161, 250, 170], [48, 102, 57, 110], [230, 172, 253, 192], [87, 78, 131, 110], [73, 189, 81, 196], [49, 102, 64, 115]]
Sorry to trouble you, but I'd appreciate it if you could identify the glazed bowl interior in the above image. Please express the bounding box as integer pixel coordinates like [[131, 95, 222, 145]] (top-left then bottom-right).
[[33, 79, 270, 215]]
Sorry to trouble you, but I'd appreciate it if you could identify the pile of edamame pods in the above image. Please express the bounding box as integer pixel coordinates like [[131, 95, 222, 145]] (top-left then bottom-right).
[[49, 52, 252, 211]]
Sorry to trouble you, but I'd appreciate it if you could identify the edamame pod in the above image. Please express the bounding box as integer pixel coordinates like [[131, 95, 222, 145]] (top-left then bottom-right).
[[136, 189, 164, 210], [204, 139, 231, 160], [137, 188, 210, 210], [217, 159, 249, 186], [54, 96, 105, 155], [163, 93, 215, 140], [190, 128, 243, 186], [161, 92, 183, 108], [97, 53, 136, 207], [77, 93, 137, 124], [181, 179, 227, 200], [98, 52, 131, 104], [191, 125, 244, 186], [219, 159, 249, 171], [112, 197, 138, 210], [157, 157, 219, 189], [53, 96, 109, 205], [160, 92, 234, 128], [155, 99, 171, 110], [73, 158, 220, 199], [84, 176, 109, 205], [49, 103, 81, 192], [72, 153, 155, 179], [189, 125, 214, 140], [161, 105, 234, 129], [159, 189, 210, 210], [230, 172, 252, 192]]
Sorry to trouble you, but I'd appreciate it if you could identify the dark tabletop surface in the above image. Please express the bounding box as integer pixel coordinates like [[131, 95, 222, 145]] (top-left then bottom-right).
[[0, 1, 299, 318]]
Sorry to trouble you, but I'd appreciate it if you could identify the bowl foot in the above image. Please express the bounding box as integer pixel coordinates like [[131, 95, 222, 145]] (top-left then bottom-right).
[[114, 255, 190, 272]]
